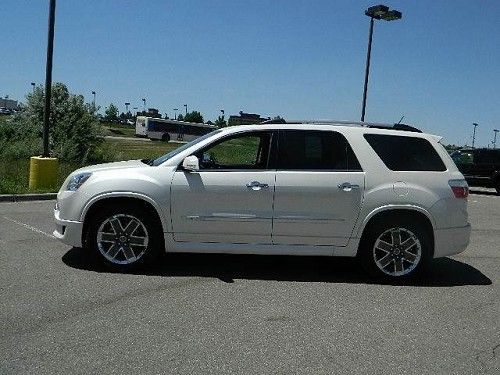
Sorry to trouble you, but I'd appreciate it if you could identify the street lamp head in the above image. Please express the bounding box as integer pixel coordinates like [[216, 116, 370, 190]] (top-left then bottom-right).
[[365, 5, 401, 21], [473, 122, 478, 126], [92, 91, 96, 95], [365, 5, 389, 19], [381, 9, 402, 21]]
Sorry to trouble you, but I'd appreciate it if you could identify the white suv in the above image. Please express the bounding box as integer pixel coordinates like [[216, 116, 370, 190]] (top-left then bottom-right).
[[54, 122, 471, 279]]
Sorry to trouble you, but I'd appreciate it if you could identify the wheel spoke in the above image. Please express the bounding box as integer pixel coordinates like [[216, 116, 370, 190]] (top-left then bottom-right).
[[378, 254, 394, 269], [106, 244, 121, 259], [124, 220, 140, 236], [403, 250, 417, 263], [391, 229, 401, 246], [109, 217, 123, 234], [394, 258, 404, 273], [129, 236, 147, 246], [376, 240, 393, 253], [98, 232, 115, 243], [122, 245, 135, 261], [401, 236, 417, 251]]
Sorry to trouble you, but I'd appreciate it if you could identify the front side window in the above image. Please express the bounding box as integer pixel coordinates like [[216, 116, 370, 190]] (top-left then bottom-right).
[[197, 131, 272, 170], [364, 134, 446, 171], [276, 130, 362, 171]]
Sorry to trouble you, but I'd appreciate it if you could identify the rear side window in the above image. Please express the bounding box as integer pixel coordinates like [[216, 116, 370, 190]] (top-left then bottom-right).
[[364, 134, 446, 171], [277, 130, 362, 171]]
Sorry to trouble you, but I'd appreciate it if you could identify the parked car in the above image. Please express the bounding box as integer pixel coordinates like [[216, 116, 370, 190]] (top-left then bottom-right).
[[451, 148, 500, 194], [54, 122, 471, 279]]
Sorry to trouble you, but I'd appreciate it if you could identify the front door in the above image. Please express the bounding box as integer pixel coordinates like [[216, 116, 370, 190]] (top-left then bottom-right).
[[171, 131, 275, 244], [272, 130, 365, 246]]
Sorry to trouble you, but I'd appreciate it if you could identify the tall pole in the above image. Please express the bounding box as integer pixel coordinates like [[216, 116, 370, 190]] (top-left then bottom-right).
[[173, 108, 178, 120], [42, 0, 56, 158], [142, 98, 146, 111], [184, 104, 188, 115], [493, 129, 499, 149], [31, 82, 36, 93], [361, 17, 374, 122], [472, 122, 478, 148], [91, 91, 96, 110]]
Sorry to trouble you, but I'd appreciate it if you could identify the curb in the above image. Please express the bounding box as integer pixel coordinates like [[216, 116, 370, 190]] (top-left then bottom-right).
[[0, 193, 57, 202]]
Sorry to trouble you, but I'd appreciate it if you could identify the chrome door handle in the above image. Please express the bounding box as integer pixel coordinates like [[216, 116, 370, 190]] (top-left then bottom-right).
[[246, 181, 269, 190], [338, 182, 360, 191]]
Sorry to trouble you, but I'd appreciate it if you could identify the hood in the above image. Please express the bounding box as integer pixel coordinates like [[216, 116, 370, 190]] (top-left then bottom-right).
[[74, 159, 147, 174]]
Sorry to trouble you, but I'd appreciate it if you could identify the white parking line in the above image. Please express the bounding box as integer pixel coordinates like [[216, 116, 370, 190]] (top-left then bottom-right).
[[2, 216, 56, 239]]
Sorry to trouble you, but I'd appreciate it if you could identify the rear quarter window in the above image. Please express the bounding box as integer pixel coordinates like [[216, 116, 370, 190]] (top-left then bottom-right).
[[364, 134, 446, 171]]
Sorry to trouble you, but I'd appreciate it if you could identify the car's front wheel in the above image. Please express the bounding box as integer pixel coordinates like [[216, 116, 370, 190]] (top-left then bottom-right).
[[86, 205, 161, 270], [359, 217, 431, 279]]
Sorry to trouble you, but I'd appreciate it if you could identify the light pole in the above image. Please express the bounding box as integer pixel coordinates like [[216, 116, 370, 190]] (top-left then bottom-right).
[[173, 108, 178, 120], [31, 82, 36, 93], [91, 91, 96, 109], [493, 129, 499, 149], [184, 104, 188, 115], [361, 4, 402, 122], [42, 0, 57, 157], [472, 122, 478, 148], [125, 102, 130, 113], [142, 98, 146, 112]]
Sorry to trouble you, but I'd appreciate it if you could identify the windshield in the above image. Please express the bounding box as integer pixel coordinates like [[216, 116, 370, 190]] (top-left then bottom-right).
[[151, 130, 222, 166]]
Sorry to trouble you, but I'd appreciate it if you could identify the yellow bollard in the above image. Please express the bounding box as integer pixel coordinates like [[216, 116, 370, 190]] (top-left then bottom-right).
[[29, 156, 59, 191]]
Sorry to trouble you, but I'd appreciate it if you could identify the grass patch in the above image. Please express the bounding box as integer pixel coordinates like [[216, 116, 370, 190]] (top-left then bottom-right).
[[100, 121, 136, 137], [0, 138, 179, 194]]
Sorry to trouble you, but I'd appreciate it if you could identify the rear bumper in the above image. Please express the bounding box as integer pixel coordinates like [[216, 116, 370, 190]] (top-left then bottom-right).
[[433, 224, 471, 258], [53, 209, 83, 248]]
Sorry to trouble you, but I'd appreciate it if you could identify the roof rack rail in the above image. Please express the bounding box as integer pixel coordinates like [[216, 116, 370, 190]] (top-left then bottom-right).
[[259, 119, 422, 133]]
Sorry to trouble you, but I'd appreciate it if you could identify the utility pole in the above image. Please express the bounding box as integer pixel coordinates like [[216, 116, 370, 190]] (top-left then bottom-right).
[[493, 129, 499, 149], [142, 98, 146, 112], [31, 82, 36, 93], [184, 104, 188, 115], [472, 123, 478, 148], [173, 108, 178, 120]]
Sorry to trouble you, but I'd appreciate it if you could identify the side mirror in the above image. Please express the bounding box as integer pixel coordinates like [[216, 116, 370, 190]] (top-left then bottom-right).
[[182, 155, 199, 171]]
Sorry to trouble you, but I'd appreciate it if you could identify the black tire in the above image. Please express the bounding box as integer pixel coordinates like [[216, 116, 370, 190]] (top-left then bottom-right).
[[358, 216, 432, 280], [161, 133, 170, 142], [85, 203, 163, 270]]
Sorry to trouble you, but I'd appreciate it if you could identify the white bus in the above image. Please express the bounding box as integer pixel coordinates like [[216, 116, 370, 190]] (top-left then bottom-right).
[[135, 116, 217, 142]]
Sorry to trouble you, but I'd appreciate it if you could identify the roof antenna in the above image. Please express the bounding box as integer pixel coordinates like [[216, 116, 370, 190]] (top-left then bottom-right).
[[397, 115, 405, 124]]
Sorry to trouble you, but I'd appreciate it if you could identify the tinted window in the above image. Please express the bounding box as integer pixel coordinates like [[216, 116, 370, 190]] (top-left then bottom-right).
[[277, 130, 362, 171], [364, 134, 446, 171], [197, 132, 272, 170]]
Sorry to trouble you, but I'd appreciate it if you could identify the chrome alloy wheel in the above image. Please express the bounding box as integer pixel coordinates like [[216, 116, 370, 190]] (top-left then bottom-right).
[[96, 214, 149, 265], [372, 227, 422, 277]]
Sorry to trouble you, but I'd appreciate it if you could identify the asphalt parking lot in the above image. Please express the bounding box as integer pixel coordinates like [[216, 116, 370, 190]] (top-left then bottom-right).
[[0, 190, 499, 374]]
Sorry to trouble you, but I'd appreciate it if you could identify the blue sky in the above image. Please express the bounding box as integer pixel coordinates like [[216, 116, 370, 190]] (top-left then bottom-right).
[[2, 0, 499, 146]]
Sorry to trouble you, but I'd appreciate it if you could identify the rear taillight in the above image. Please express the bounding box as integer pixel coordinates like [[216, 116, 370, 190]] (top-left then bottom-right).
[[449, 179, 469, 198]]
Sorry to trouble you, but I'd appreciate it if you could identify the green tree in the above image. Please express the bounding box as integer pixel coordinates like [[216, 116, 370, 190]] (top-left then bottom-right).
[[0, 83, 102, 163], [176, 114, 184, 121], [104, 103, 119, 122], [184, 111, 204, 123], [214, 115, 227, 128]]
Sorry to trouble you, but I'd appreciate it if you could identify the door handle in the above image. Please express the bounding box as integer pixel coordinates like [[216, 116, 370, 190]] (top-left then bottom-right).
[[338, 182, 360, 191], [246, 181, 269, 190]]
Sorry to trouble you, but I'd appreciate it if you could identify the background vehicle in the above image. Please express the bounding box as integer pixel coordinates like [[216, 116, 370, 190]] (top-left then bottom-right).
[[55, 122, 471, 279], [135, 116, 217, 142], [451, 148, 500, 194]]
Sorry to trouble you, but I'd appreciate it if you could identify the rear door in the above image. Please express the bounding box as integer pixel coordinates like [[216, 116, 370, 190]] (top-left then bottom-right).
[[272, 130, 365, 246]]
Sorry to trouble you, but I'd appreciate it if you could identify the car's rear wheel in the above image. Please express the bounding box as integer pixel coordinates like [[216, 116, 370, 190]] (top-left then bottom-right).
[[86, 205, 161, 270], [359, 217, 431, 279], [161, 133, 170, 142]]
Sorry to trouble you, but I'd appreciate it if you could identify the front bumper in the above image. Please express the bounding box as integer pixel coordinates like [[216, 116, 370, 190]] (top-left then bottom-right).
[[433, 223, 471, 258], [53, 208, 83, 248]]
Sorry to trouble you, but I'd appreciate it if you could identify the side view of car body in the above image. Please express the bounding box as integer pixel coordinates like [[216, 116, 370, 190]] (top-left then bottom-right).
[[451, 148, 500, 194], [54, 122, 471, 279]]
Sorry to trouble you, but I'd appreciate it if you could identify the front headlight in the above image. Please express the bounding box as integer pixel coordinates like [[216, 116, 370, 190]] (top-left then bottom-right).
[[66, 172, 92, 191]]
